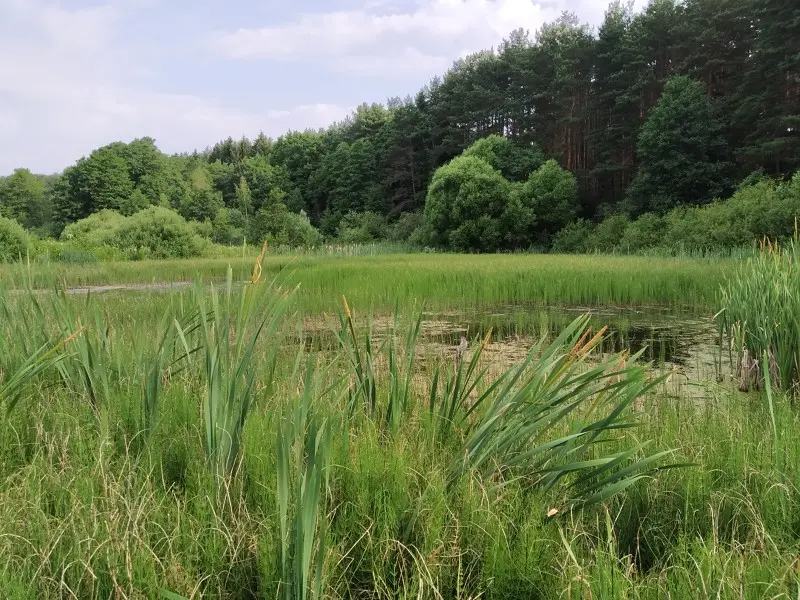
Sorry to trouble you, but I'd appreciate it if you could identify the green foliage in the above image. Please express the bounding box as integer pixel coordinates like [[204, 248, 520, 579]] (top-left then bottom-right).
[[250, 204, 322, 248], [585, 214, 630, 252], [237, 155, 294, 213], [271, 131, 326, 216], [718, 239, 800, 392], [211, 207, 244, 245], [313, 139, 384, 234], [518, 159, 580, 241], [11, 0, 800, 255], [0, 216, 32, 261], [625, 76, 733, 214], [661, 175, 800, 253], [336, 211, 389, 243], [175, 265, 290, 482], [424, 155, 513, 252], [118, 188, 151, 216], [619, 213, 665, 252], [190, 219, 214, 240], [551, 218, 595, 253], [462, 135, 544, 182], [60, 209, 127, 249], [0, 168, 50, 230], [112, 207, 207, 259], [181, 167, 224, 222], [388, 211, 425, 243], [69, 146, 136, 214]]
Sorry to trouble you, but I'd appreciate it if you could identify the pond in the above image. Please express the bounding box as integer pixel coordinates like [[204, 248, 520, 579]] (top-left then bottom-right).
[[297, 302, 725, 396]]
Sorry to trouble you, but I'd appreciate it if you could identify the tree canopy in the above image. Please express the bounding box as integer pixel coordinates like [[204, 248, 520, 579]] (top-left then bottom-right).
[[1, 0, 798, 255]]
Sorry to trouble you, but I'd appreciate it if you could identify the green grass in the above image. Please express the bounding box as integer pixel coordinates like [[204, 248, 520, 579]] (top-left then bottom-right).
[[2, 253, 798, 599], [718, 239, 800, 392], [2, 252, 737, 311]]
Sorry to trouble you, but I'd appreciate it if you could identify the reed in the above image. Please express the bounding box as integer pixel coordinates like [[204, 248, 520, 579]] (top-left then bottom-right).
[[2, 252, 800, 598], [2, 252, 736, 310], [717, 237, 800, 392], [175, 246, 292, 482]]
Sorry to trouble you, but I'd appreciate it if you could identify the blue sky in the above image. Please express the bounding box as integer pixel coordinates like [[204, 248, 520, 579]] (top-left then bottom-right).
[[0, 0, 645, 175]]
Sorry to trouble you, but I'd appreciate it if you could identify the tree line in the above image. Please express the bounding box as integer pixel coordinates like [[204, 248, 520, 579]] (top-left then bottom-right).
[[1, 0, 798, 255]]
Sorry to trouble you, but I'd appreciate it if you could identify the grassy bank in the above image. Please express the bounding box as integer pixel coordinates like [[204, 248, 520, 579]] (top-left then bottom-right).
[[1, 252, 737, 311]]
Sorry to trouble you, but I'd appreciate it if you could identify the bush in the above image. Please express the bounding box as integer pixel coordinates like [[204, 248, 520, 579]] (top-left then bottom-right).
[[336, 211, 389, 243], [586, 214, 630, 252], [111, 206, 207, 259], [461, 134, 544, 182], [211, 207, 244, 245], [190, 219, 214, 240], [518, 159, 579, 242], [249, 204, 322, 248], [60, 209, 126, 248], [619, 213, 665, 252], [551, 219, 595, 253], [424, 155, 513, 252], [0, 216, 32, 261], [388, 212, 424, 243], [663, 175, 800, 252]]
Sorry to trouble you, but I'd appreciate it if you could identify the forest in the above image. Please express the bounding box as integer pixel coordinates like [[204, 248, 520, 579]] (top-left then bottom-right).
[[0, 0, 798, 259]]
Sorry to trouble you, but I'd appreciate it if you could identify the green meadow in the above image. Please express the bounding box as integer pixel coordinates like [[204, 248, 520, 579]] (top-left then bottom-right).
[[2, 250, 799, 599]]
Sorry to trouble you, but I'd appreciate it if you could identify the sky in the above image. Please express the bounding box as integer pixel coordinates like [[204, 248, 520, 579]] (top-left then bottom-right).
[[0, 0, 646, 175]]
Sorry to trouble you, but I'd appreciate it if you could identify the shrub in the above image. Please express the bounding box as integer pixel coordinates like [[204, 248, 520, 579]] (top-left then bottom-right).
[[0, 216, 32, 261], [551, 219, 595, 253], [60, 209, 126, 248], [211, 207, 244, 245], [388, 212, 424, 243], [118, 189, 151, 216], [190, 219, 214, 240], [111, 206, 207, 259], [619, 213, 665, 252], [424, 155, 512, 252], [586, 214, 630, 252], [461, 134, 544, 182], [663, 175, 800, 252], [336, 211, 389, 243], [249, 204, 322, 248], [518, 159, 579, 242]]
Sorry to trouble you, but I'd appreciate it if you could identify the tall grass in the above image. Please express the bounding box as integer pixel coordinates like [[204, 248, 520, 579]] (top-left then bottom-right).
[[717, 237, 800, 392], [2, 253, 736, 310], [3, 252, 800, 598], [176, 245, 292, 481]]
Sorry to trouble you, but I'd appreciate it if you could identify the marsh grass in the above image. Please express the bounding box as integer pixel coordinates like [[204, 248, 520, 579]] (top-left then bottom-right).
[[718, 237, 800, 392], [2, 254, 800, 599], [3, 252, 736, 311]]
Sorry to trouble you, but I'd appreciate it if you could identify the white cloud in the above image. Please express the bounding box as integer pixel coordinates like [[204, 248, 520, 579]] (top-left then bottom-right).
[[0, 1, 351, 174], [214, 0, 561, 74]]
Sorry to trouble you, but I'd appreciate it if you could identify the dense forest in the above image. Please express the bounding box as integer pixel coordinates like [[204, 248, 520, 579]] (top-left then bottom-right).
[[1, 0, 798, 258]]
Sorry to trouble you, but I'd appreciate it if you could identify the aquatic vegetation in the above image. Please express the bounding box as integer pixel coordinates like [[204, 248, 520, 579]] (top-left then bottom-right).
[[0, 254, 798, 599], [717, 237, 800, 392]]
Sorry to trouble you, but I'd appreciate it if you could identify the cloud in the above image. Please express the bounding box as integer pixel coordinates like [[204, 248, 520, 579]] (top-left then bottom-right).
[[213, 0, 561, 74], [0, 1, 351, 174]]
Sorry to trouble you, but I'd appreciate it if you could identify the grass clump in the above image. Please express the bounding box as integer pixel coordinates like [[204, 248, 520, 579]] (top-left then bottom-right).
[[718, 237, 800, 392]]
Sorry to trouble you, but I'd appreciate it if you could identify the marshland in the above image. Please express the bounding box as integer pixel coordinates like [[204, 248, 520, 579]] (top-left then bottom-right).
[[1, 245, 800, 599], [2, 0, 800, 596]]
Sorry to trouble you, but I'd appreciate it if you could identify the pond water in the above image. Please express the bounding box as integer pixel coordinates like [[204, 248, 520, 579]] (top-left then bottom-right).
[[297, 303, 726, 395], [42, 281, 728, 394]]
